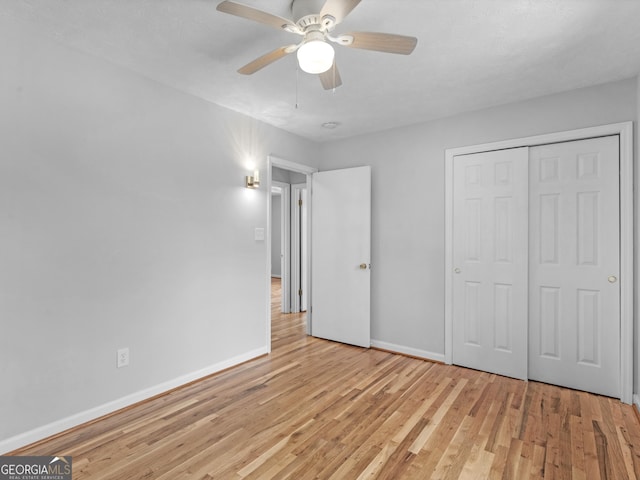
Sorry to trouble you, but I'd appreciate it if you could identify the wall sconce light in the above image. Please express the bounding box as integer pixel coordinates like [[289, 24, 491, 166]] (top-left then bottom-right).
[[245, 170, 260, 189]]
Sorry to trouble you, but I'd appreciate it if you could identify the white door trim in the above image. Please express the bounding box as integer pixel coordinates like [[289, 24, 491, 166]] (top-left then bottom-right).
[[291, 182, 307, 313], [444, 121, 633, 403], [267, 155, 318, 348]]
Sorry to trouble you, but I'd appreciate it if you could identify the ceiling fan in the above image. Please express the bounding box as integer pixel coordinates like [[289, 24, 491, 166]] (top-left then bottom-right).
[[216, 0, 418, 90]]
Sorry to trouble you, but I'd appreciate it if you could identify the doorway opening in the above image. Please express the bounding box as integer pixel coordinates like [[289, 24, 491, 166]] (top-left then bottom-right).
[[267, 156, 317, 350], [271, 181, 290, 314]]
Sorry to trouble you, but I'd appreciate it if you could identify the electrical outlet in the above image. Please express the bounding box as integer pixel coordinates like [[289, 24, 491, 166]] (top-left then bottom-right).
[[117, 348, 129, 368]]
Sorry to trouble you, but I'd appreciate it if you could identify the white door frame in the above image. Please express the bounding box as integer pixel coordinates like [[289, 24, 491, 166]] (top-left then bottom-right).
[[266, 156, 318, 349], [291, 182, 307, 313], [444, 121, 633, 403], [272, 181, 291, 313]]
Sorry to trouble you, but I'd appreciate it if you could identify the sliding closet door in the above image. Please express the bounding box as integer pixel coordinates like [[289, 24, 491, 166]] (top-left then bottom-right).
[[452, 148, 529, 380], [529, 136, 620, 397]]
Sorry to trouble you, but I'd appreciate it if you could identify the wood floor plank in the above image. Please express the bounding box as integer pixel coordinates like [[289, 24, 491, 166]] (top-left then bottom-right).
[[569, 414, 586, 480], [8, 277, 640, 479], [614, 401, 640, 478], [530, 444, 547, 479], [455, 442, 495, 479], [408, 378, 468, 454]]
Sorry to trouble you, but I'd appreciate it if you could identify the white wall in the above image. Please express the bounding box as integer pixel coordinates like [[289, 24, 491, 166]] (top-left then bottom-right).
[[0, 19, 319, 449], [319, 78, 638, 361]]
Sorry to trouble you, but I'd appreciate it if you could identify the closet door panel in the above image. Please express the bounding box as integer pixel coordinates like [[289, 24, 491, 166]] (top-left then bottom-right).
[[452, 148, 529, 380], [529, 136, 620, 398]]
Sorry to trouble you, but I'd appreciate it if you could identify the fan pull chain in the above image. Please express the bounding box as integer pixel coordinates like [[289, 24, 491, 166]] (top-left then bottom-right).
[[332, 62, 336, 94], [295, 63, 299, 109]]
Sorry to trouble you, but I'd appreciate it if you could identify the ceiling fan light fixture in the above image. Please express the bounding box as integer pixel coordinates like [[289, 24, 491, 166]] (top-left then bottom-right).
[[216, 0, 418, 88], [297, 38, 335, 74]]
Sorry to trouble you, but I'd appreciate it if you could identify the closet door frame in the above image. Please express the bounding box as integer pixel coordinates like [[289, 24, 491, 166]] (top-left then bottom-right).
[[444, 121, 633, 403]]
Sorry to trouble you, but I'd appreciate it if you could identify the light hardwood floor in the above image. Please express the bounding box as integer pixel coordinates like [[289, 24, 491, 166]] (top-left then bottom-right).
[[11, 278, 640, 479]]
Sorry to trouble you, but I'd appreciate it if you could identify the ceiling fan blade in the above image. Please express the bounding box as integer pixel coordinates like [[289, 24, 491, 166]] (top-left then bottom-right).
[[238, 46, 295, 75], [319, 62, 343, 90], [320, 0, 362, 25], [217, 1, 299, 33], [343, 32, 417, 55]]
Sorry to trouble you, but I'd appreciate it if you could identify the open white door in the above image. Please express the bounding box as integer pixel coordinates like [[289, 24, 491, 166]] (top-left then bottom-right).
[[311, 166, 371, 348]]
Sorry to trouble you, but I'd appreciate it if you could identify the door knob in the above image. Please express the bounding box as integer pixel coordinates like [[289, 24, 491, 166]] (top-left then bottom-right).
[[454, 268, 461, 274], [608, 275, 617, 283], [359, 263, 368, 269]]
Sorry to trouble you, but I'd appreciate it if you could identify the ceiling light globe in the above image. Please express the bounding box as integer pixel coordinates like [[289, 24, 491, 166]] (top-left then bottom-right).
[[297, 40, 335, 74]]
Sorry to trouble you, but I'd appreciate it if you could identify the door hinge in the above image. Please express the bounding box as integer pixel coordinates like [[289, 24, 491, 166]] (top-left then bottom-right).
[[298, 289, 302, 296], [298, 199, 303, 206]]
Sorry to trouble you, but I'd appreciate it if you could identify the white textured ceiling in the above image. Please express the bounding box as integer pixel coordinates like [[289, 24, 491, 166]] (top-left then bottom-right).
[[3, 0, 640, 142]]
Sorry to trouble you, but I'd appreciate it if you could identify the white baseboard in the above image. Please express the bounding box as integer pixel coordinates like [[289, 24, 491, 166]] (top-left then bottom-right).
[[633, 394, 640, 412], [271, 275, 281, 279], [370, 340, 445, 363], [0, 346, 268, 454]]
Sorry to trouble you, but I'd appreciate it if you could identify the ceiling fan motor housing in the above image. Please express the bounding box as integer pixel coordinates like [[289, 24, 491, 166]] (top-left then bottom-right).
[[291, 0, 334, 30]]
